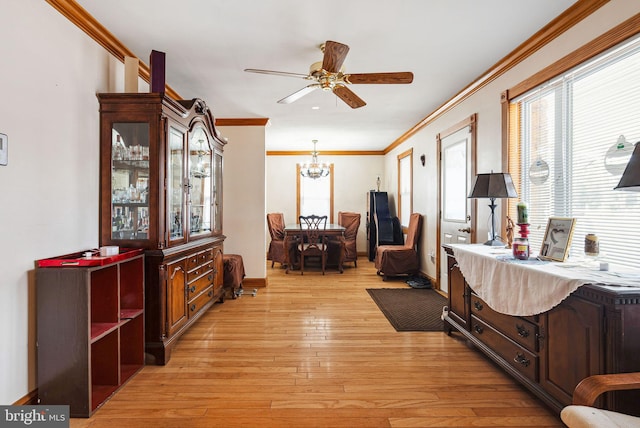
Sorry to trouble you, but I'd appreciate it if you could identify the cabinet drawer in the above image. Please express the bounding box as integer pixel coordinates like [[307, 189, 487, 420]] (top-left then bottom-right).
[[188, 285, 214, 317], [471, 316, 538, 382], [186, 249, 214, 271], [187, 271, 214, 299], [470, 294, 538, 352], [187, 262, 213, 283]]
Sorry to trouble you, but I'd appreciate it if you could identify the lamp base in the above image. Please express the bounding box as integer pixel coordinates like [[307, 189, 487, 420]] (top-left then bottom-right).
[[483, 238, 506, 247]]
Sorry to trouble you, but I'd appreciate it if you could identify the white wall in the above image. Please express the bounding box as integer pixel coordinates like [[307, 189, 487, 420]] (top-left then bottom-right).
[[0, 1, 124, 404], [217, 125, 266, 280], [266, 154, 384, 256]]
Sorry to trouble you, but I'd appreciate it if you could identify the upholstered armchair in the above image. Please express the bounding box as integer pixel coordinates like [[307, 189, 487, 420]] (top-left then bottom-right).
[[267, 213, 294, 268], [338, 211, 360, 267], [374, 213, 422, 280], [561, 372, 640, 427]]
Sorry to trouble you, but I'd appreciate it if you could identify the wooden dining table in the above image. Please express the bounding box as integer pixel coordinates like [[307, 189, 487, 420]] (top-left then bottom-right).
[[283, 223, 346, 273]]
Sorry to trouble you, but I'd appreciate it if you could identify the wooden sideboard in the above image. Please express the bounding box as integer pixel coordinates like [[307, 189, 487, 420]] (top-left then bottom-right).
[[443, 245, 640, 416]]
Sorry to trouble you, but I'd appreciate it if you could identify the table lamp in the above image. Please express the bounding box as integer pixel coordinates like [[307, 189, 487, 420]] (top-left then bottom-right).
[[468, 172, 518, 246], [614, 141, 640, 191]]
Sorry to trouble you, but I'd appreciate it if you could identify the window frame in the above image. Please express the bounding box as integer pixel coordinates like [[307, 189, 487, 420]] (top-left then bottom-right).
[[502, 15, 640, 262], [296, 163, 334, 223], [397, 148, 413, 230]]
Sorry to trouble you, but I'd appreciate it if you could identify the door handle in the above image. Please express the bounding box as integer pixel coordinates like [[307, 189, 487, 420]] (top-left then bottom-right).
[[458, 227, 471, 233]]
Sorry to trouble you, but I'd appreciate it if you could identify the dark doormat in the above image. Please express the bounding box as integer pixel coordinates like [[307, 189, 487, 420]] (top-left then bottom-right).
[[367, 288, 447, 332]]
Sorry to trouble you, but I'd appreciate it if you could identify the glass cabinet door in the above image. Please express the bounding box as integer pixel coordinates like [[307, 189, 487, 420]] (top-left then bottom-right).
[[168, 126, 186, 243], [111, 123, 150, 241], [213, 151, 223, 233], [188, 127, 212, 237]]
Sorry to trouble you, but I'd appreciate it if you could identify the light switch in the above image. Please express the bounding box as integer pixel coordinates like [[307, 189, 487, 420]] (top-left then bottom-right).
[[0, 133, 7, 166]]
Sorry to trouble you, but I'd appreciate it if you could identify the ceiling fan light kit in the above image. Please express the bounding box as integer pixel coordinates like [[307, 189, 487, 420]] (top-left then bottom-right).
[[245, 40, 414, 108]]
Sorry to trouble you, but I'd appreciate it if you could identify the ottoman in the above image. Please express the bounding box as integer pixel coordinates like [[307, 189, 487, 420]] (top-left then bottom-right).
[[223, 254, 245, 299]]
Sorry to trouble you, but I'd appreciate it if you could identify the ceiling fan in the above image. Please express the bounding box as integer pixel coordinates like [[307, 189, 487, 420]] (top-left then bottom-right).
[[244, 40, 413, 109]]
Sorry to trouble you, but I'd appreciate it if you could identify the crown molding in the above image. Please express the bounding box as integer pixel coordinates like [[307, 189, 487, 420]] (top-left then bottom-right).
[[215, 118, 270, 127], [46, 0, 181, 100], [384, 0, 610, 154], [267, 150, 384, 156]]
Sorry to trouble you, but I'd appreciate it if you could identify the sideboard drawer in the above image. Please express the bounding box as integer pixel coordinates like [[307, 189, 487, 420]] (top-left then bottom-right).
[[471, 294, 538, 352], [187, 271, 214, 299], [188, 285, 214, 318], [471, 316, 538, 382]]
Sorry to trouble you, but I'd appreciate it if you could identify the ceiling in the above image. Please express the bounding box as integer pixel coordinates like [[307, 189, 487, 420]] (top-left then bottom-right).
[[73, 0, 577, 152]]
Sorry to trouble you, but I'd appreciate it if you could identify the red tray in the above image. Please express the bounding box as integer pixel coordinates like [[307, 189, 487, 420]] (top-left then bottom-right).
[[37, 248, 144, 267]]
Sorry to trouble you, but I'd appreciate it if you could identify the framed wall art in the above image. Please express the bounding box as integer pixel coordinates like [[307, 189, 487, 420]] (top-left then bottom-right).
[[539, 217, 576, 262]]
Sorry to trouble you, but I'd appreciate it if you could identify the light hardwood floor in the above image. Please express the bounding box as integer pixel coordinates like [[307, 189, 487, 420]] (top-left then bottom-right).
[[72, 257, 563, 427]]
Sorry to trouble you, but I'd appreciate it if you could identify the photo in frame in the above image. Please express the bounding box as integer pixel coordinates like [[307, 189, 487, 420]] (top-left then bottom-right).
[[539, 217, 577, 262]]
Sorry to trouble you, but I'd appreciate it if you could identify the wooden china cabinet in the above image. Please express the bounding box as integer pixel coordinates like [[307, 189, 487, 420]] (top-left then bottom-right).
[[98, 93, 226, 364]]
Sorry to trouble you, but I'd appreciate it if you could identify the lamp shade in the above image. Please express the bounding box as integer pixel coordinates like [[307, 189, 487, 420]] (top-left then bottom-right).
[[614, 142, 640, 191], [468, 172, 518, 199]]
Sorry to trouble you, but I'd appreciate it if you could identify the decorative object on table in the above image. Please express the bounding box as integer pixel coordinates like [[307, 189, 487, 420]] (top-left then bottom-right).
[[513, 236, 530, 260], [505, 216, 515, 249], [300, 139, 330, 179], [512, 202, 530, 260], [517, 201, 529, 224], [539, 217, 577, 262], [584, 233, 600, 258], [614, 140, 640, 191], [468, 172, 518, 246]]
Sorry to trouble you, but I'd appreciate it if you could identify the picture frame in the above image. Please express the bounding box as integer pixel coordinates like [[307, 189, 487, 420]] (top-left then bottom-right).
[[539, 217, 576, 262]]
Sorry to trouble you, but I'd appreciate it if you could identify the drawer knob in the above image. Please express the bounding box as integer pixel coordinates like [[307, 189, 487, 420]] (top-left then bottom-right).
[[190, 285, 196, 293], [473, 301, 483, 311], [190, 304, 197, 312], [513, 352, 530, 367], [208, 290, 213, 297], [474, 324, 484, 334], [208, 274, 213, 281], [516, 324, 530, 338]]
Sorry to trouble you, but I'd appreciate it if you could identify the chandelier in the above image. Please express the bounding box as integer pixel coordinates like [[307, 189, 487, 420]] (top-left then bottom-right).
[[300, 139, 330, 179]]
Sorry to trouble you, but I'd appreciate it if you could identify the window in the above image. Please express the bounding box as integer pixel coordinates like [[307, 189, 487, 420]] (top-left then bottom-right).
[[398, 149, 413, 228], [507, 34, 640, 268], [297, 164, 334, 222]]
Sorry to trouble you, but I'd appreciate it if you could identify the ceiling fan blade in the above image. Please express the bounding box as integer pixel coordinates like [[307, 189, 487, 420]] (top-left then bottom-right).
[[244, 68, 309, 79], [345, 72, 414, 84], [322, 40, 350, 73], [333, 85, 366, 109], [277, 84, 320, 104]]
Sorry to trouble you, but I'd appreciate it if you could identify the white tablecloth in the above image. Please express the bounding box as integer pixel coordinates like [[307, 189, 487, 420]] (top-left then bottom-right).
[[449, 244, 640, 316]]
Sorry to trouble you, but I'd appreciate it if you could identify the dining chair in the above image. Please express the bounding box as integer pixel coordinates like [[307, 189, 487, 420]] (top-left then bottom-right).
[[266, 213, 291, 268], [297, 214, 328, 275], [338, 211, 361, 267]]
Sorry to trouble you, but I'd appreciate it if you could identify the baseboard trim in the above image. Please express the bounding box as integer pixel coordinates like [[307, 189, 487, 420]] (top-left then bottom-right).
[[243, 277, 267, 288], [14, 389, 38, 405]]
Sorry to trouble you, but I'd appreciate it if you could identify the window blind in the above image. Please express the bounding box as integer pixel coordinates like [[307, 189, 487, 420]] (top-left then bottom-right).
[[511, 34, 640, 268]]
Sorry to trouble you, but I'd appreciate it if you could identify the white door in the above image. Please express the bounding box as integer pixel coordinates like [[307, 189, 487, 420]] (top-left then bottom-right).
[[439, 122, 474, 293]]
